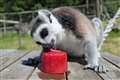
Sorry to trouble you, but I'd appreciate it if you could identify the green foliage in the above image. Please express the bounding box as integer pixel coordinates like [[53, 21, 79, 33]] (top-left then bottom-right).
[[0, 0, 119, 13], [63, 0, 80, 6], [0, 0, 4, 12], [0, 0, 81, 12], [63, 0, 74, 6], [104, 0, 120, 17], [32, 3, 43, 10], [116, 18, 120, 26]]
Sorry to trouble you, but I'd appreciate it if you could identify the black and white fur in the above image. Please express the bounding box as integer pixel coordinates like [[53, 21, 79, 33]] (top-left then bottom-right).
[[29, 7, 107, 72]]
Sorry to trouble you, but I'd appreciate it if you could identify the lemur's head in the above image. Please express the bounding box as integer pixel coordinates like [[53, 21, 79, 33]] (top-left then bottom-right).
[[30, 10, 64, 51]]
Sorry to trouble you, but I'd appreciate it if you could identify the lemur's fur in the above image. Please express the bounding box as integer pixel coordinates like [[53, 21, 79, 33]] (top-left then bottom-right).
[[30, 7, 107, 72]]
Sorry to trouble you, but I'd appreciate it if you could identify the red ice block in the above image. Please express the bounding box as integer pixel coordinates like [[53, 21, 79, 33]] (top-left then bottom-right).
[[41, 49, 67, 74]]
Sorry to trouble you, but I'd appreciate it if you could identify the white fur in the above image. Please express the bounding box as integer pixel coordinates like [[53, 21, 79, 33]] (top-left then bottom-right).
[[38, 10, 51, 23], [49, 13, 65, 43], [33, 24, 49, 43], [33, 10, 65, 45]]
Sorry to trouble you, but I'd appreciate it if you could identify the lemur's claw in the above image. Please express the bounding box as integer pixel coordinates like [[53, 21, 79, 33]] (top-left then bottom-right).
[[84, 64, 108, 73]]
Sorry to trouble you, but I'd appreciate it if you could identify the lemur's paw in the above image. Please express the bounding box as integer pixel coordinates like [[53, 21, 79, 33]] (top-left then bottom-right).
[[84, 64, 108, 73]]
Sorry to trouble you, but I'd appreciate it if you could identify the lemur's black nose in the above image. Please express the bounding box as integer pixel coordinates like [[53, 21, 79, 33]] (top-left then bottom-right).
[[51, 39, 55, 45], [42, 44, 52, 52], [36, 40, 55, 52], [36, 42, 42, 45], [36, 42, 51, 52]]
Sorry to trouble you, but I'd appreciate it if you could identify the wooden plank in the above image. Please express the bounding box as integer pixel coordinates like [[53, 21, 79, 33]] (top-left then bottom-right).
[[97, 57, 120, 80], [29, 54, 120, 80], [68, 62, 102, 80], [29, 67, 68, 80], [0, 49, 16, 58], [0, 49, 18, 66], [29, 68, 66, 80], [0, 27, 14, 31], [102, 53, 120, 68], [0, 50, 31, 71], [0, 20, 19, 24], [29, 68, 41, 80], [29, 62, 102, 80], [0, 50, 41, 80]]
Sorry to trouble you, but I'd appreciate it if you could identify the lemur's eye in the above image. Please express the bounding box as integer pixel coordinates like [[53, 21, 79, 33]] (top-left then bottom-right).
[[40, 28, 48, 39]]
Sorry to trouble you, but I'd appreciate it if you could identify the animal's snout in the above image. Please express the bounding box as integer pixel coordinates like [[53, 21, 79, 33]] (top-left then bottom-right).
[[36, 42, 42, 45], [36, 42, 51, 50], [51, 39, 55, 46], [36, 39, 55, 52], [42, 43, 53, 52]]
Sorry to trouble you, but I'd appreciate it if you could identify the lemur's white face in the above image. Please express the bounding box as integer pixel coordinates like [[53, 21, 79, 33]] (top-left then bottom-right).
[[30, 10, 64, 49]]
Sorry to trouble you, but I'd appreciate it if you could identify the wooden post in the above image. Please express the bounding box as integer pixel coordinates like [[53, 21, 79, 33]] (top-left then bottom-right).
[[100, 0, 103, 16], [32, 12, 35, 19], [96, 0, 100, 18], [18, 14, 23, 48], [3, 15, 7, 35], [86, 0, 89, 14]]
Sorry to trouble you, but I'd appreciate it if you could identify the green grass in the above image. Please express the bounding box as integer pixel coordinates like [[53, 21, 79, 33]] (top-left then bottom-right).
[[0, 32, 41, 51], [102, 30, 120, 56], [0, 32, 19, 48], [0, 31, 120, 56]]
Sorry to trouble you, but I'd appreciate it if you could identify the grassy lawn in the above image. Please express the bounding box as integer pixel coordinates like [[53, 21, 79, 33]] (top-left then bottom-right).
[[101, 30, 120, 56], [0, 32, 41, 50], [0, 30, 120, 56]]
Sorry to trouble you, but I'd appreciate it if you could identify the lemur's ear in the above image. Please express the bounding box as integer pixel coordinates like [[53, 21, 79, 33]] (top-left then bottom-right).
[[47, 14, 52, 23], [38, 10, 52, 23]]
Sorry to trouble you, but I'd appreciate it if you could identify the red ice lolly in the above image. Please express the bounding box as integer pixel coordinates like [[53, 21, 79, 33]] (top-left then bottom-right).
[[41, 49, 68, 74]]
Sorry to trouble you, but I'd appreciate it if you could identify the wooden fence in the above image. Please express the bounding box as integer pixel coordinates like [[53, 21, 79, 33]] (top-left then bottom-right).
[[0, 0, 119, 49]]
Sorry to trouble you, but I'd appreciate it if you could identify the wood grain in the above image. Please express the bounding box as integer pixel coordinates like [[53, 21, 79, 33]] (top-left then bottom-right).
[[29, 62, 102, 80], [97, 56, 120, 80], [0, 50, 41, 80], [102, 53, 120, 68], [0, 50, 31, 71]]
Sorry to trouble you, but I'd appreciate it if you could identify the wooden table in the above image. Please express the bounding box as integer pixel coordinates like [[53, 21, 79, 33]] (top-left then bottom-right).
[[0, 50, 120, 80]]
